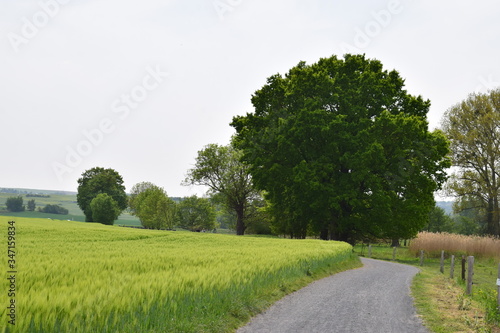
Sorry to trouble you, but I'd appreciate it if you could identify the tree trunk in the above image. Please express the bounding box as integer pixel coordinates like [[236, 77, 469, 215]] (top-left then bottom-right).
[[391, 238, 400, 247], [494, 196, 500, 236], [487, 197, 496, 235], [235, 206, 246, 235], [320, 228, 328, 240]]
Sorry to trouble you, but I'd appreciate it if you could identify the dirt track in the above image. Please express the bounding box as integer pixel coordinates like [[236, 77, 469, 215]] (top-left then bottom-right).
[[236, 257, 428, 333]]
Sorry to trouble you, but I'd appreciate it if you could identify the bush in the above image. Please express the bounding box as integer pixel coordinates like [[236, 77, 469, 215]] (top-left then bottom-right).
[[39, 204, 69, 215], [90, 193, 120, 225]]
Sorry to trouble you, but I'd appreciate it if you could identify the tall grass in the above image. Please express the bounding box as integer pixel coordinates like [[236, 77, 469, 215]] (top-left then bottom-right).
[[0, 217, 357, 332], [409, 231, 500, 259]]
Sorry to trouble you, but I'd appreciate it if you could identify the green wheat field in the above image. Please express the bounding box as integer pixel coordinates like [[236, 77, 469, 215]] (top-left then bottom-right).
[[0, 217, 358, 332]]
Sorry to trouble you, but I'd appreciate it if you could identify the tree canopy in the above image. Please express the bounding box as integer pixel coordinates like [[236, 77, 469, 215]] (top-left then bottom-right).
[[5, 196, 24, 212], [442, 88, 500, 236], [129, 183, 176, 230], [76, 167, 127, 222], [231, 54, 450, 243], [177, 195, 218, 232]]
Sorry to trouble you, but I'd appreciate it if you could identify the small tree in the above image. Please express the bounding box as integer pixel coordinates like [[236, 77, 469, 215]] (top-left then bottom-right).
[[90, 193, 120, 225], [26, 199, 36, 211], [5, 196, 24, 212], [183, 144, 259, 235], [128, 181, 156, 215], [177, 196, 218, 232], [76, 167, 127, 222], [130, 184, 176, 230]]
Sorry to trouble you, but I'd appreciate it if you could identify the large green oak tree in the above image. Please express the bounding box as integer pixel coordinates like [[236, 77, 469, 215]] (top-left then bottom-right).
[[231, 54, 450, 243]]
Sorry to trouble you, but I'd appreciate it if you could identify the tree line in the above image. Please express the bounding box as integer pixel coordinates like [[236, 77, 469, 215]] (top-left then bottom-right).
[[4, 196, 68, 215], [74, 54, 498, 242], [75, 165, 267, 233]]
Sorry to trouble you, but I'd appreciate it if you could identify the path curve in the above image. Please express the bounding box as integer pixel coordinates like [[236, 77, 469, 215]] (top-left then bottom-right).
[[236, 257, 428, 333]]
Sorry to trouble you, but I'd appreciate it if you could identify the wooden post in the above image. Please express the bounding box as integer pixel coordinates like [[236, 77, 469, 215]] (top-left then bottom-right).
[[392, 247, 396, 261], [440, 250, 445, 274], [450, 255, 455, 279], [368, 244, 372, 258], [419, 250, 424, 266], [461, 255, 466, 281], [466, 256, 474, 295], [497, 263, 500, 309]]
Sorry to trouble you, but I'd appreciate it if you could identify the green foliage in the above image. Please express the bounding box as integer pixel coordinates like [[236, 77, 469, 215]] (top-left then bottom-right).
[[90, 193, 120, 225], [26, 198, 36, 211], [232, 54, 451, 242], [177, 195, 218, 231], [130, 184, 176, 229], [128, 181, 156, 216], [76, 167, 127, 222], [244, 196, 273, 235], [5, 196, 25, 212], [427, 206, 455, 233], [452, 215, 480, 235], [184, 144, 260, 235], [39, 204, 69, 215], [442, 89, 500, 236]]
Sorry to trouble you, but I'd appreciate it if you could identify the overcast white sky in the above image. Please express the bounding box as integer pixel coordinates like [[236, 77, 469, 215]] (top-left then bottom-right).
[[1, 0, 499, 196]]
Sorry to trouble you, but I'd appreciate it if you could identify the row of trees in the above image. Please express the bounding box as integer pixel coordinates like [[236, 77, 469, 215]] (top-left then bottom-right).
[[76, 167, 222, 231], [5, 197, 37, 212], [4, 196, 68, 215], [76, 54, 499, 240]]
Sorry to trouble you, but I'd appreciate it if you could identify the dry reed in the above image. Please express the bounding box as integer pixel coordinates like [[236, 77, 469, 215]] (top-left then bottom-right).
[[409, 232, 500, 259]]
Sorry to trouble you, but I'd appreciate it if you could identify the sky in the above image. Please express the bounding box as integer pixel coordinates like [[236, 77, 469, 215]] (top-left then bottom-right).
[[1, 0, 499, 197]]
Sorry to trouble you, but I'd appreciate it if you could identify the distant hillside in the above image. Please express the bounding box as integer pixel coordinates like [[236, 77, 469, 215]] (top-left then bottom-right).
[[436, 201, 454, 215], [0, 187, 77, 196], [0, 187, 139, 226]]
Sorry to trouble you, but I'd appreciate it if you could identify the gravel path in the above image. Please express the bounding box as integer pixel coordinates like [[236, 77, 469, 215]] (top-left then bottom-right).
[[236, 257, 429, 333]]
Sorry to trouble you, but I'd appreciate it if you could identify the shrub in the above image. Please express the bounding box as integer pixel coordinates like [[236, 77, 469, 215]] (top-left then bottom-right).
[[39, 204, 69, 215]]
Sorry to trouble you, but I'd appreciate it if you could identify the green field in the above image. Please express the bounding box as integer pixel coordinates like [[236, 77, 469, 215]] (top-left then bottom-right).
[[0, 217, 359, 332], [0, 191, 141, 226]]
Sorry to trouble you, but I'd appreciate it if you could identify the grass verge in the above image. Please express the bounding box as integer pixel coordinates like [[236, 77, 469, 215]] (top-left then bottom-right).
[[355, 244, 500, 333]]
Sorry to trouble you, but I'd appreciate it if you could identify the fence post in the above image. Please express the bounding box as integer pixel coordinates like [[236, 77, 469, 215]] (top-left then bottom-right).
[[392, 247, 396, 261], [450, 255, 455, 279], [461, 255, 466, 281], [368, 244, 372, 258], [440, 250, 445, 274], [466, 256, 474, 295], [419, 250, 424, 266], [497, 263, 500, 309]]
